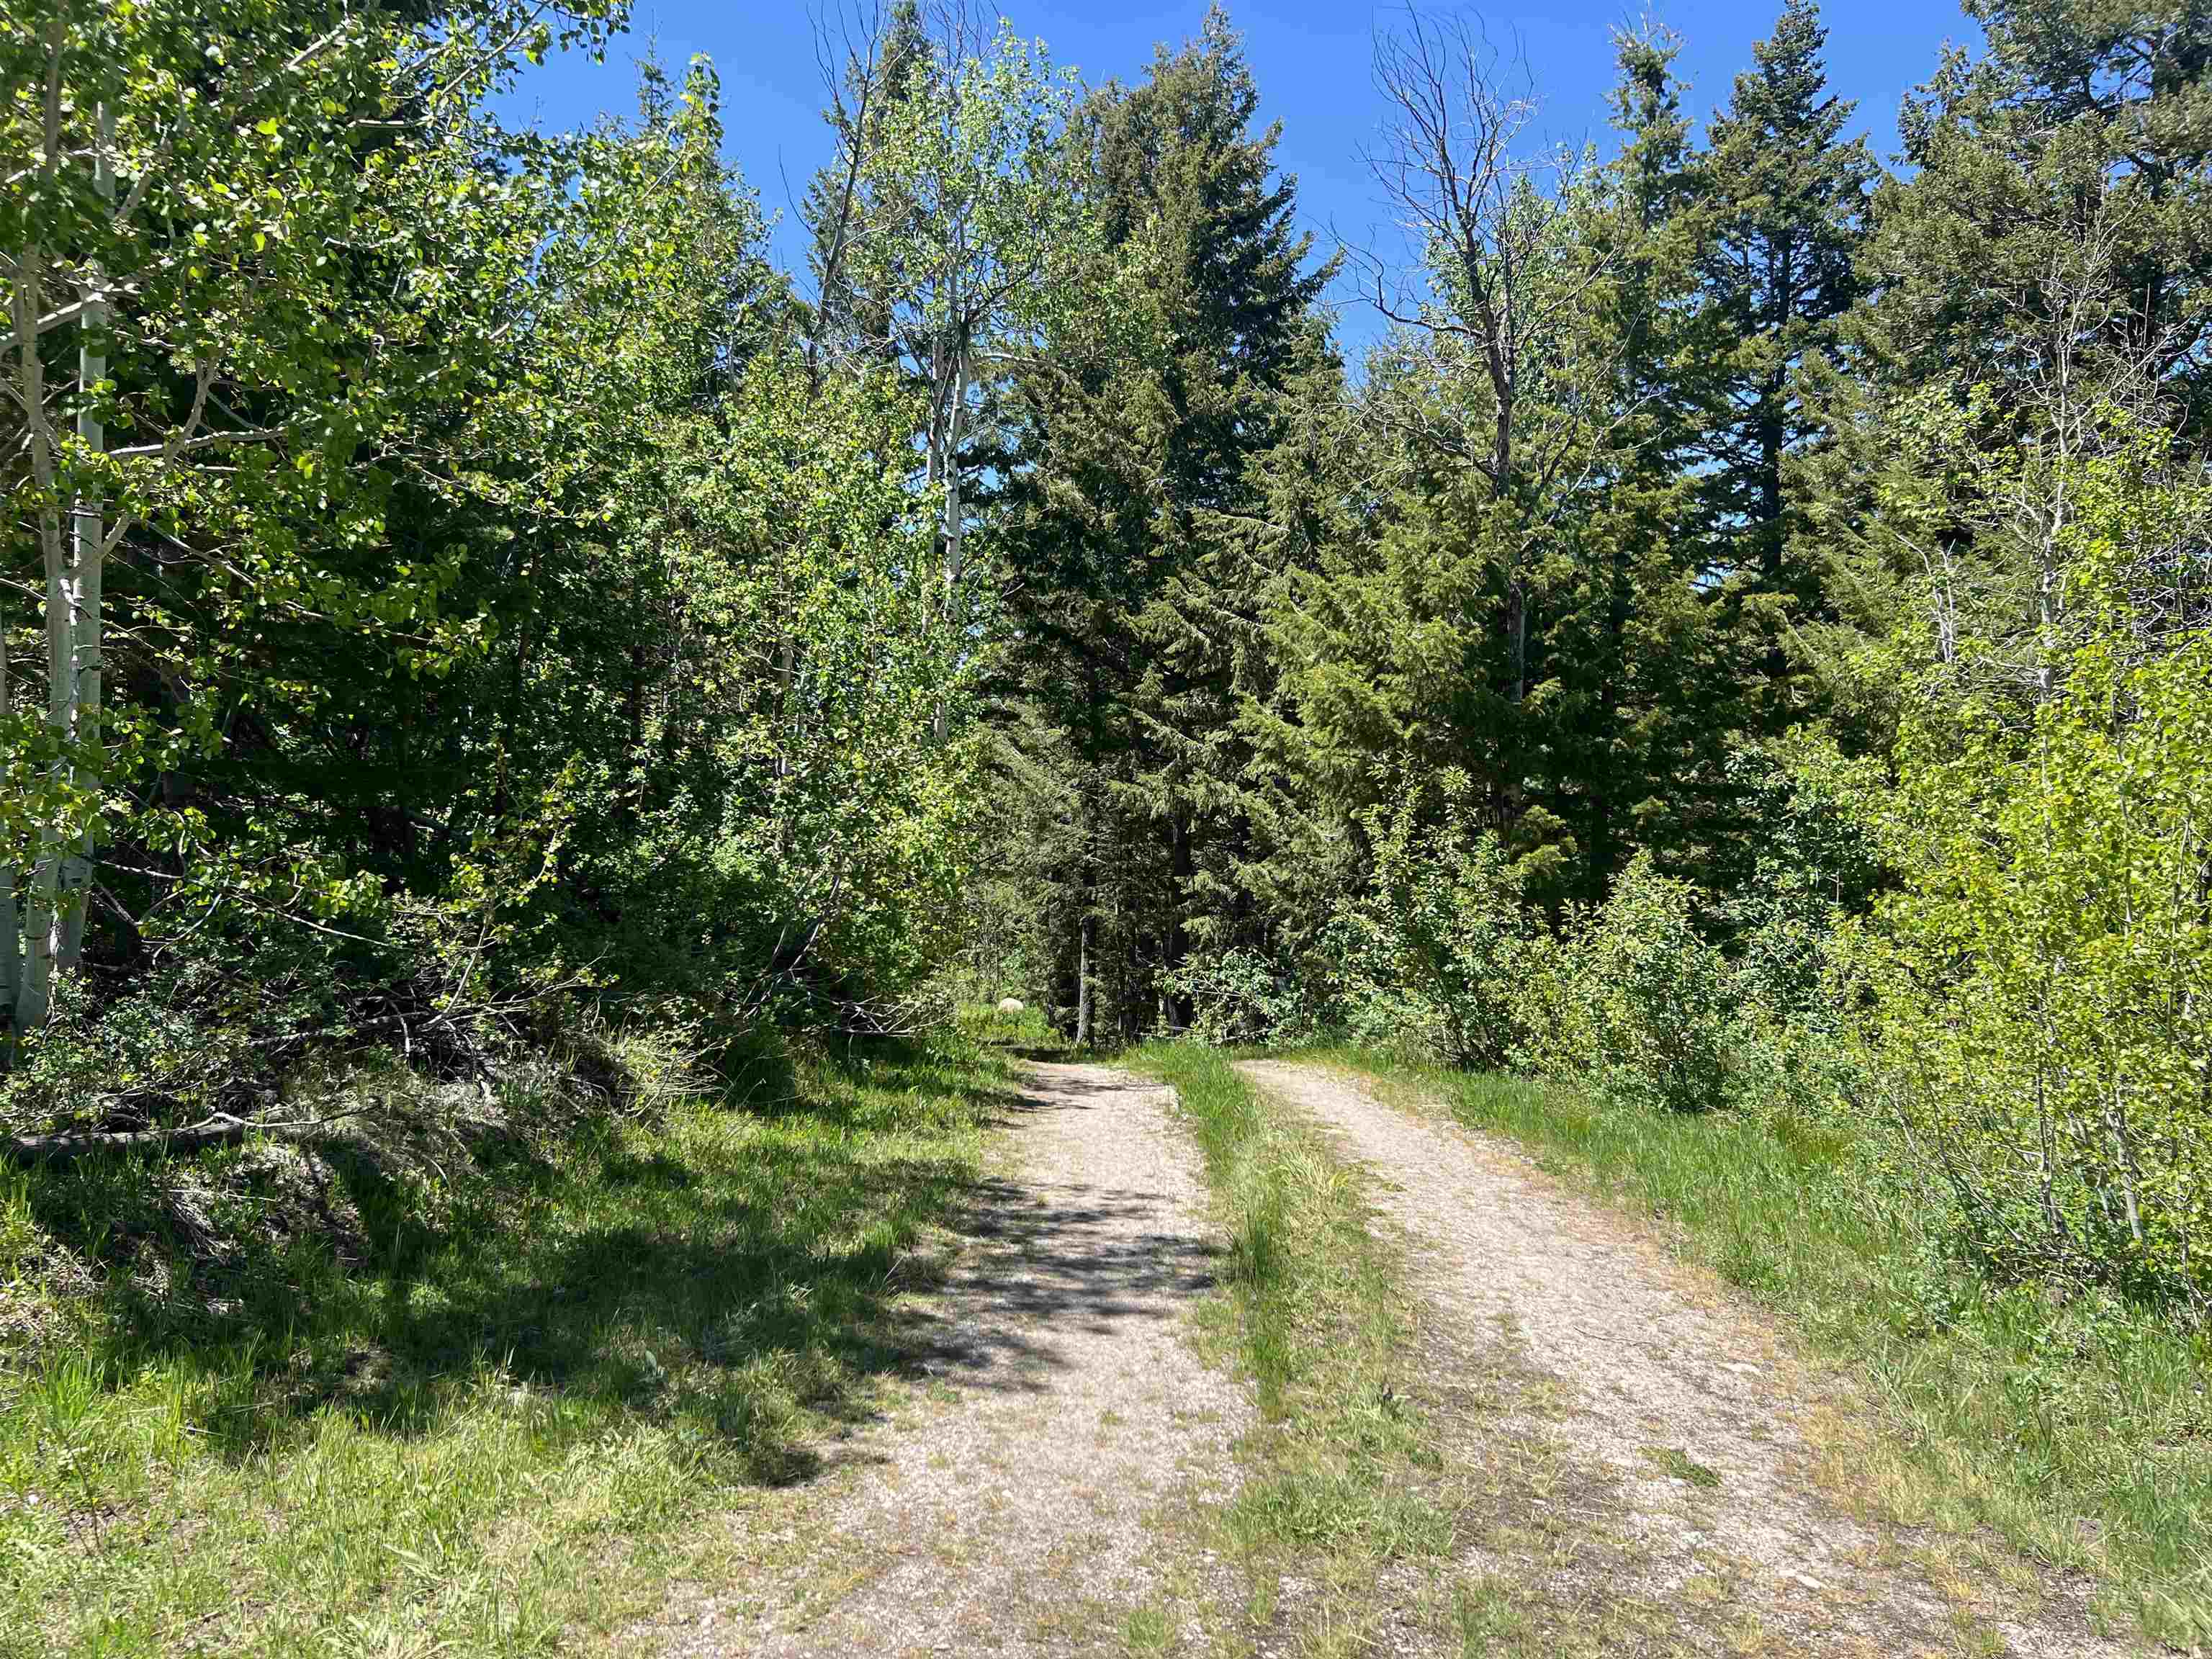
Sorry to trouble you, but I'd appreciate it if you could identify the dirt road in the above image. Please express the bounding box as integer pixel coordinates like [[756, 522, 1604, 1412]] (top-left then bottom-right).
[[660, 1061, 1248, 1657], [1238, 1058, 2136, 1659]]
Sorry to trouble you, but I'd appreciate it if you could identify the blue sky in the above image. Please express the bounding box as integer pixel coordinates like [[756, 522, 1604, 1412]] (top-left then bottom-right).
[[499, 1, 1982, 351]]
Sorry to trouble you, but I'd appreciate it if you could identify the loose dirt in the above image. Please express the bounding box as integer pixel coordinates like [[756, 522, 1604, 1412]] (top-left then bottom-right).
[[656, 1061, 1249, 1658], [1238, 1058, 2139, 1659]]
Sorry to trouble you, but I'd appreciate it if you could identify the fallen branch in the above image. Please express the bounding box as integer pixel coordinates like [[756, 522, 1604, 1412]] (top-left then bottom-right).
[[3, 1107, 366, 1166]]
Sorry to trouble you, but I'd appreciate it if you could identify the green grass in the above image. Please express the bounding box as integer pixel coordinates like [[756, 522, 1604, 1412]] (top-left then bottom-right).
[[1127, 1043, 1454, 1651], [0, 1030, 1014, 1657], [1640, 1444, 1721, 1489], [1313, 1046, 2212, 1650], [956, 997, 1065, 1054]]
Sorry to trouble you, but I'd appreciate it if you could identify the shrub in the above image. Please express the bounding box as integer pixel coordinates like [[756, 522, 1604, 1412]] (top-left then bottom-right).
[[1722, 742, 1881, 1020], [1321, 787, 1532, 1068], [1552, 853, 1735, 1114], [1164, 948, 1321, 1047]]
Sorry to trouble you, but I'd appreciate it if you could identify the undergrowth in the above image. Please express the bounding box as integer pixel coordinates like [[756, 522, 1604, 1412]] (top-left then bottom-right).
[[1128, 1043, 1452, 1650], [1317, 1047, 2212, 1651], [0, 1028, 1012, 1657]]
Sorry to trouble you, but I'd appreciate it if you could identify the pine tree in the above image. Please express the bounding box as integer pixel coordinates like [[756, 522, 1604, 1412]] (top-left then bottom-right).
[[1577, 23, 1738, 893]]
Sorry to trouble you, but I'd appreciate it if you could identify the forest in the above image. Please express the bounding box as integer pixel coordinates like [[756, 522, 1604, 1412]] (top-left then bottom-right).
[[4, 0, 2211, 1650]]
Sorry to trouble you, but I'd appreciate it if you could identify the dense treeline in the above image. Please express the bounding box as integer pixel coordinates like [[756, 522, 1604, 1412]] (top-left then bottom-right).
[[2, 0, 984, 1118], [973, 0, 2212, 1308], [5, 0, 2210, 1305]]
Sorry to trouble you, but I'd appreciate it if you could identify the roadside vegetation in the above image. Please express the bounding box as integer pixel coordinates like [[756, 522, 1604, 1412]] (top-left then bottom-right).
[[0, 1030, 1007, 1657]]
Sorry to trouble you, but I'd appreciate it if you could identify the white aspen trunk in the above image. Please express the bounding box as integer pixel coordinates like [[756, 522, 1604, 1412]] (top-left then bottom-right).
[[924, 334, 946, 490], [13, 237, 63, 1033], [55, 106, 112, 973], [930, 331, 967, 746], [943, 339, 967, 614], [1, 581, 17, 1039], [0, 246, 19, 1037], [22, 507, 68, 1030], [13, 46, 79, 1033]]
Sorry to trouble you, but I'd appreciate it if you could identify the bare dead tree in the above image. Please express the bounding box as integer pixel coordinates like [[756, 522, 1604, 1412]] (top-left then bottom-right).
[[1352, 9, 1628, 703], [805, 0, 892, 387]]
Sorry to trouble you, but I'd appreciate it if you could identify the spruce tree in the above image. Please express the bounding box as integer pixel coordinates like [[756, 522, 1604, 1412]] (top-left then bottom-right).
[[1000, 5, 1334, 1036], [1699, 0, 1875, 608]]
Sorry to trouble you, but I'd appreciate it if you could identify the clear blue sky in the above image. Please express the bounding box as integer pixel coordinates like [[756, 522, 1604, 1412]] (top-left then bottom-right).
[[498, 1, 1982, 353]]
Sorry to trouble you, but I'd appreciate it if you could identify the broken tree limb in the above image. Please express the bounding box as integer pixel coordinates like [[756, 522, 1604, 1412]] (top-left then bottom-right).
[[3, 1107, 365, 1166]]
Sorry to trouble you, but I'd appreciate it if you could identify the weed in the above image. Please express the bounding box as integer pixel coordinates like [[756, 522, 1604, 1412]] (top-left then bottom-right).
[[1642, 1444, 1721, 1488], [1452, 1573, 1532, 1655]]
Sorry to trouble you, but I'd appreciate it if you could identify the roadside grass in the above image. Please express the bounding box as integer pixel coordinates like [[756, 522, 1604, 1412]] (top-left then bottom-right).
[[1308, 1046, 2212, 1651], [1126, 1043, 1455, 1653], [0, 1030, 1012, 1658]]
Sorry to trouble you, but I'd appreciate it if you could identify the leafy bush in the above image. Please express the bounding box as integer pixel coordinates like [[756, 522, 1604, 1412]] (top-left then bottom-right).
[[1536, 854, 1735, 1114], [1321, 786, 1532, 1068], [1163, 948, 1321, 1047], [1856, 445, 2212, 1303], [1722, 742, 1881, 1020]]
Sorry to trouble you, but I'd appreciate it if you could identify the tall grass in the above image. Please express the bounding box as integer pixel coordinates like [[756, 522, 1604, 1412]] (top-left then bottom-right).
[[0, 1031, 1011, 1657], [1319, 1048, 2212, 1649]]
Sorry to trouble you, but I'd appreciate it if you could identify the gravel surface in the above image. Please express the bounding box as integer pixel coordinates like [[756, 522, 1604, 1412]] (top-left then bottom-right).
[[1238, 1058, 2140, 1659], [659, 1060, 1250, 1658]]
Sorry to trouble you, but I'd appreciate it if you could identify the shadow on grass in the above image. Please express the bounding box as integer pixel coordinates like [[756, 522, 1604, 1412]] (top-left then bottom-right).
[[14, 1039, 1221, 1490]]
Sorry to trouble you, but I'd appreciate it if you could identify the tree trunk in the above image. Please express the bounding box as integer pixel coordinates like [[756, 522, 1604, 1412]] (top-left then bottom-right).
[[1, 597, 16, 1043], [1165, 814, 1194, 1030], [932, 336, 968, 745], [1494, 396, 1527, 706], [55, 109, 112, 973], [944, 340, 968, 618], [13, 235, 60, 1032], [1075, 903, 1095, 1049], [20, 105, 112, 1018], [1507, 580, 1527, 705], [1757, 395, 1785, 586]]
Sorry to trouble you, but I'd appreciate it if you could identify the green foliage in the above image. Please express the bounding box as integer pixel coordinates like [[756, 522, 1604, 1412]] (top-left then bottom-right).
[[1695, 0, 1874, 609], [1321, 783, 1533, 1070], [7, 2, 2212, 1642], [1161, 948, 1317, 1048], [1720, 741, 1881, 1016], [1529, 853, 1736, 1115], [6, 6, 1007, 1120], [1854, 434, 2212, 1303]]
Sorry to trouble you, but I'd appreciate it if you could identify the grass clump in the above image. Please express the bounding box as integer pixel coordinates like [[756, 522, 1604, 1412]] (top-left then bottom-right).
[[1128, 1042, 1452, 1646], [1317, 1046, 2212, 1650], [0, 1029, 1011, 1658]]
